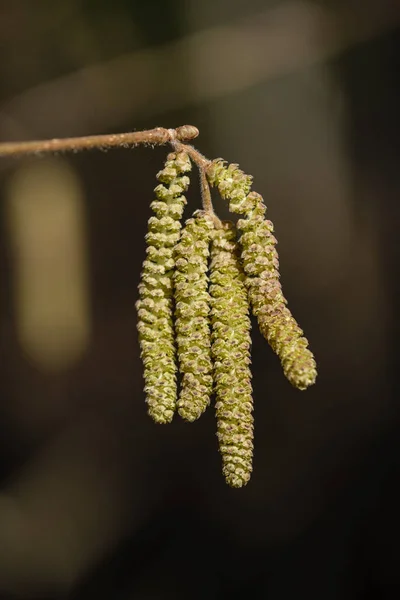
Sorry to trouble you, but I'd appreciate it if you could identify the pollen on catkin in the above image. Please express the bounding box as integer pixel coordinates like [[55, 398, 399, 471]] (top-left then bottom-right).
[[174, 210, 214, 421], [136, 151, 192, 423], [209, 221, 253, 488], [207, 160, 317, 391]]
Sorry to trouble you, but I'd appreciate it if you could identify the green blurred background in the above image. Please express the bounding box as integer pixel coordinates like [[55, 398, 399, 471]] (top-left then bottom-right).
[[0, 1, 399, 598]]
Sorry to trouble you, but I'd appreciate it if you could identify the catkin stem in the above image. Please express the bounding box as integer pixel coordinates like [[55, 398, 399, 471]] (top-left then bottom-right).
[[171, 140, 222, 228], [199, 169, 222, 229]]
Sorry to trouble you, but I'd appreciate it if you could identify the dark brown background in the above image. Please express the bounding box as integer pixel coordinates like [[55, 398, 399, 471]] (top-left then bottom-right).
[[0, 1, 399, 598]]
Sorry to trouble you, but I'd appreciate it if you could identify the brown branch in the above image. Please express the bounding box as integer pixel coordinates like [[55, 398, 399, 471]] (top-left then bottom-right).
[[0, 125, 199, 158], [0, 123, 225, 226]]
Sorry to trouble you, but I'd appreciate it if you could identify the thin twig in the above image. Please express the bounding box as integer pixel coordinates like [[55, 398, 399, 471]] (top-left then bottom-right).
[[199, 168, 222, 228], [170, 139, 220, 227], [0, 125, 199, 158], [171, 140, 210, 170]]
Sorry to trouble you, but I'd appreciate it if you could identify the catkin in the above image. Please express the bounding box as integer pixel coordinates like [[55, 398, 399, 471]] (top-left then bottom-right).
[[207, 160, 317, 390], [174, 210, 214, 421], [210, 222, 253, 488], [136, 151, 191, 423]]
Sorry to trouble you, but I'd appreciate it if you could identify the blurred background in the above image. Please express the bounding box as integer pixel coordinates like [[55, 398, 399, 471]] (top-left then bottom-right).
[[0, 0, 399, 598]]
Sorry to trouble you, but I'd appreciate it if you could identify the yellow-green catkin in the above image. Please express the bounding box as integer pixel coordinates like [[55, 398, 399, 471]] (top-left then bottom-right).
[[136, 151, 191, 423], [209, 222, 253, 488], [174, 210, 214, 421], [207, 160, 317, 391]]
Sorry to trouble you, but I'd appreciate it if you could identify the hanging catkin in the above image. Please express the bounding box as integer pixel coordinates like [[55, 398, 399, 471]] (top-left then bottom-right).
[[174, 210, 214, 421], [136, 151, 191, 423], [209, 221, 253, 488], [207, 160, 317, 390]]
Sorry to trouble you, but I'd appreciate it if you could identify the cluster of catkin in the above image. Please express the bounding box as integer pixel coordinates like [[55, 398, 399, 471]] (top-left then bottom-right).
[[136, 150, 317, 488]]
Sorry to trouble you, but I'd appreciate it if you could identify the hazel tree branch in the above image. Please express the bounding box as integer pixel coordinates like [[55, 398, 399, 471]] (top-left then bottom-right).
[[0, 125, 199, 158], [0, 123, 224, 228]]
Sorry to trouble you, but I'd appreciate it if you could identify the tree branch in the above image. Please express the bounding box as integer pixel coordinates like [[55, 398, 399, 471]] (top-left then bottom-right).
[[0, 125, 199, 158]]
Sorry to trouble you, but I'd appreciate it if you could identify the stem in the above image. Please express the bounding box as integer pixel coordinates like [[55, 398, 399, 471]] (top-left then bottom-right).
[[0, 125, 199, 158], [199, 168, 222, 228], [170, 139, 221, 227], [171, 140, 210, 170]]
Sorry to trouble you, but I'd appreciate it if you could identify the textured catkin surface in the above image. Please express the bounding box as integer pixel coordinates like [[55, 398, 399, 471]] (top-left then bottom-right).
[[207, 160, 317, 390], [174, 211, 214, 421], [136, 151, 191, 423], [209, 222, 254, 488]]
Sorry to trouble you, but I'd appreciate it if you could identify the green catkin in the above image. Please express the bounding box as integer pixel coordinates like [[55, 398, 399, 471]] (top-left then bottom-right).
[[174, 210, 214, 421], [210, 222, 253, 488], [207, 160, 317, 391], [136, 151, 191, 424]]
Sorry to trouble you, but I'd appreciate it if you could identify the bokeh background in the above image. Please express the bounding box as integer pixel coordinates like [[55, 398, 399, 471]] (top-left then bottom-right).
[[0, 1, 399, 598]]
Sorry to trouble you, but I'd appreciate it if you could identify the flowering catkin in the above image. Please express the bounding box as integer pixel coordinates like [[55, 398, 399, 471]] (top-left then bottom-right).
[[136, 151, 191, 423], [174, 210, 214, 421], [209, 222, 253, 488], [207, 160, 317, 390]]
